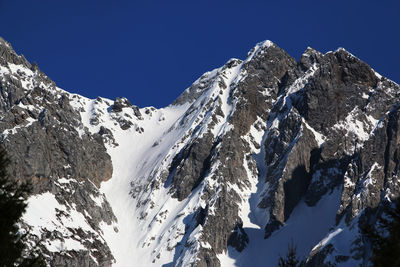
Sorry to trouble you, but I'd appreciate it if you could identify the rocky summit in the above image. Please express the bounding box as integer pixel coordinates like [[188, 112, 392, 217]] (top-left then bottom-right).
[[0, 36, 399, 266]]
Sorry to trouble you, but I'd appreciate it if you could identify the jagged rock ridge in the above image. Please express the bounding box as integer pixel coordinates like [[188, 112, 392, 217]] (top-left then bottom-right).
[[0, 37, 399, 267]]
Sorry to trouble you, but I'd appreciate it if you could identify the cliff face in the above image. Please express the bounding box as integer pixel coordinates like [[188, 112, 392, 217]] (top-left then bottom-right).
[[0, 37, 399, 266], [0, 38, 116, 266]]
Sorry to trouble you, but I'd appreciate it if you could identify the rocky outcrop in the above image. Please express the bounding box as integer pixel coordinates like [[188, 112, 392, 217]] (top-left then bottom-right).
[[164, 42, 298, 265], [0, 37, 31, 68], [1, 35, 399, 267], [0, 38, 116, 266], [258, 46, 400, 264]]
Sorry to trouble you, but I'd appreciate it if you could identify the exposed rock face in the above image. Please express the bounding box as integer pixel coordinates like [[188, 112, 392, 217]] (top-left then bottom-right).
[[165, 43, 400, 266], [0, 38, 116, 266], [259, 47, 400, 264], [1, 36, 399, 267]]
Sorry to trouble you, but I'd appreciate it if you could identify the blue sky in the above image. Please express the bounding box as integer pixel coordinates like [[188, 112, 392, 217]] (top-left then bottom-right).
[[1, 0, 399, 108]]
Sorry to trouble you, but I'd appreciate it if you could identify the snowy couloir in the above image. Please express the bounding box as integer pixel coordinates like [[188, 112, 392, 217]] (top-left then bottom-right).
[[0, 36, 399, 266]]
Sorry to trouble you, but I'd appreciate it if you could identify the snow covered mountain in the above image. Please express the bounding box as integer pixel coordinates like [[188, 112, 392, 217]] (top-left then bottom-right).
[[0, 36, 399, 266]]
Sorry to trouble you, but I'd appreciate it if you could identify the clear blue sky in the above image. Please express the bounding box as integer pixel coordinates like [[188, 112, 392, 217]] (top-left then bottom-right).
[[1, 0, 399, 108]]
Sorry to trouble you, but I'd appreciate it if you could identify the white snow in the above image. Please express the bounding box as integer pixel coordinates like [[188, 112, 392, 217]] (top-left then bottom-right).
[[12, 40, 386, 267], [57, 177, 74, 184], [222, 189, 342, 266], [335, 47, 357, 59], [210, 60, 242, 138], [90, 194, 104, 207], [287, 63, 317, 95], [23, 192, 94, 253], [309, 216, 363, 267], [84, 55, 255, 266], [363, 162, 381, 187], [374, 71, 382, 80], [73, 57, 344, 266], [45, 238, 86, 253], [96, 101, 204, 266], [8, 63, 34, 77], [236, 116, 270, 230], [333, 107, 378, 149], [1, 117, 36, 139], [245, 40, 274, 63], [302, 118, 325, 146], [314, 228, 343, 249]]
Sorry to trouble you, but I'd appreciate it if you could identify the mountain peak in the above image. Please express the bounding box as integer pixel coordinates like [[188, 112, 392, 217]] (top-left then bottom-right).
[[0, 36, 31, 68], [0, 36, 9, 47], [245, 39, 276, 62], [303, 46, 321, 56], [0, 38, 399, 267]]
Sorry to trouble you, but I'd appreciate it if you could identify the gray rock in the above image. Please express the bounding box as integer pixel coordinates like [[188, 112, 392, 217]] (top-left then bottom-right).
[[0, 38, 116, 266], [2, 35, 400, 267]]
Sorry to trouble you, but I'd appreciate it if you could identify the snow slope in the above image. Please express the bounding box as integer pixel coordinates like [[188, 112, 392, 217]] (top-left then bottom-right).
[[8, 38, 399, 267], [67, 57, 246, 266]]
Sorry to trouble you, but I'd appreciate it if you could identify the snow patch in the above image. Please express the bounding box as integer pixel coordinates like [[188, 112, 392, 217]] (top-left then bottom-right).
[[23, 192, 95, 253]]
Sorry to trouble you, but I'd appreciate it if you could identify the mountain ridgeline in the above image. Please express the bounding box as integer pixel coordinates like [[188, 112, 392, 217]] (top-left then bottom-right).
[[0, 37, 399, 266]]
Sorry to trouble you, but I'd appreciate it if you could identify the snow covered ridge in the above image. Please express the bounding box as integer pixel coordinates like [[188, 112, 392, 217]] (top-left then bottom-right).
[[1, 36, 400, 267]]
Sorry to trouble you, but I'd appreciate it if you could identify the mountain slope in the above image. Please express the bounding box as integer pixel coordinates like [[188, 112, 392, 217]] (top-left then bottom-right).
[[0, 36, 399, 266]]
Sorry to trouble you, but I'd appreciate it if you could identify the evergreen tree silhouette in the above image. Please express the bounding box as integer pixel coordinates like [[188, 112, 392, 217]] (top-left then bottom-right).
[[363, 199, 400, 267], [0, 148, 45, 266], [277, 239, 303, 267]]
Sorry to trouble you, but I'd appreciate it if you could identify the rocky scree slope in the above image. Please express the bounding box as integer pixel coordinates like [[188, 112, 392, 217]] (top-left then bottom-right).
[[0, 36, 399, 267]]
